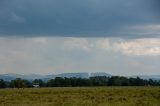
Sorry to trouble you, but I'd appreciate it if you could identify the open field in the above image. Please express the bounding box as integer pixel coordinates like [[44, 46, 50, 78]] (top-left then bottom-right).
[[0, 87, 160, 106]]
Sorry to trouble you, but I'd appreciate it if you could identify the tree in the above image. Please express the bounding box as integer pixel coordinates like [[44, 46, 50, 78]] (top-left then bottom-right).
[[90, 76, 109, 86], [108, 76, 121, 86], [24, 80, 32, 88], [134, 77, 145, 86], [10, 78, 26, 88], [32, 79, 45, 87], [64, 78, 71, 87], [120, 77, 129, 86], [54, 77, 65, 87], [47, 79, 55, 87], [0, 79, 6, 88]]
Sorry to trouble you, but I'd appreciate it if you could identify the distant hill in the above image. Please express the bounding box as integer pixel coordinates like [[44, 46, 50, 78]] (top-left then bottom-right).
[[138, 75, 160, 80], [130, 75, 160, 81], [53, 73, 89, 79], [0, 73, 89, 81], [0, 73, 46, 81], [0, 75, 15, 81], [90, 72, 111, 77], [0, 73, 159, 81], [0, 72, 110, 81]]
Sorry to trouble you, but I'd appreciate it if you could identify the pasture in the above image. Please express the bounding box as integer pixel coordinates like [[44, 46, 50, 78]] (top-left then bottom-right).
[[0, 87, 160, 106]]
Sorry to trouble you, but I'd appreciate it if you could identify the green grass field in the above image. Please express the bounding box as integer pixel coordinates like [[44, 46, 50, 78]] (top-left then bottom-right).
[[0, 87, 160, 106]]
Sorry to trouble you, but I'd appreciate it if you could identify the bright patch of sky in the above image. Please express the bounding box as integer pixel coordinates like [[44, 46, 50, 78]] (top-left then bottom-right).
[[0, 37, 160, 75]]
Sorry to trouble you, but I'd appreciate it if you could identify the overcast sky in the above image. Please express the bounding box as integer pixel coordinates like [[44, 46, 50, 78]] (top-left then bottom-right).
[[0, 0, 160, 75]]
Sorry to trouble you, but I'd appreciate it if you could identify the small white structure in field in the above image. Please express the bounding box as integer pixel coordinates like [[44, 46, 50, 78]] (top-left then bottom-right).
[[33, 84, 39, 88]]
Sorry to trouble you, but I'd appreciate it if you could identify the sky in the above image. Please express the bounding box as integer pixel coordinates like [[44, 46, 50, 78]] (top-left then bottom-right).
[[0, 0, 160, 75]]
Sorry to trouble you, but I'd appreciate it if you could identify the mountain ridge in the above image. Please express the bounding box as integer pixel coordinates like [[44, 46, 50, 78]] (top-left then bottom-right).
[[0, 73, 159, 81]]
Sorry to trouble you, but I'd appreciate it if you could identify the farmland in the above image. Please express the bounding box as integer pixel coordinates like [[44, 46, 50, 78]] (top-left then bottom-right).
[[0, 87, 160, 106]]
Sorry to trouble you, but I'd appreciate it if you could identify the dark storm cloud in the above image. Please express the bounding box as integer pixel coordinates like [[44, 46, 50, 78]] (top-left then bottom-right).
[[152, 0, 160, 17], [0, 0, 159, 37]]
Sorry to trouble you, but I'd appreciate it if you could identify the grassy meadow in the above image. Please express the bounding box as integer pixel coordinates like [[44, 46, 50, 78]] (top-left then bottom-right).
[[0, 87, 160, 106]]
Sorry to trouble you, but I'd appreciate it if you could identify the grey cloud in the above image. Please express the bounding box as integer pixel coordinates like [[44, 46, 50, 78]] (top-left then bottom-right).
[[0, 0, 159, 37]]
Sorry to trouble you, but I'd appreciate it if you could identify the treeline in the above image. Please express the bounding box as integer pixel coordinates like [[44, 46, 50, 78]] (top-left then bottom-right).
[[0, 76, 160, 88]]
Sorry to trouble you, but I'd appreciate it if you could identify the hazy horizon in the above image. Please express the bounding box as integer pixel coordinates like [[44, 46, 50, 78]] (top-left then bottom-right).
[[1, 71, 160, 77], [0, 0, 160, 76]]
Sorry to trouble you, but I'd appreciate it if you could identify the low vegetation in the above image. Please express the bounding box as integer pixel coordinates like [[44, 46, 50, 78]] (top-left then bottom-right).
[[0, 87, 159, 106]]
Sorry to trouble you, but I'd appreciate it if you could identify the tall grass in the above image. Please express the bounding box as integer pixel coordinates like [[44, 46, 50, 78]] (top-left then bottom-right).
[[0, 87, 160, 106]]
